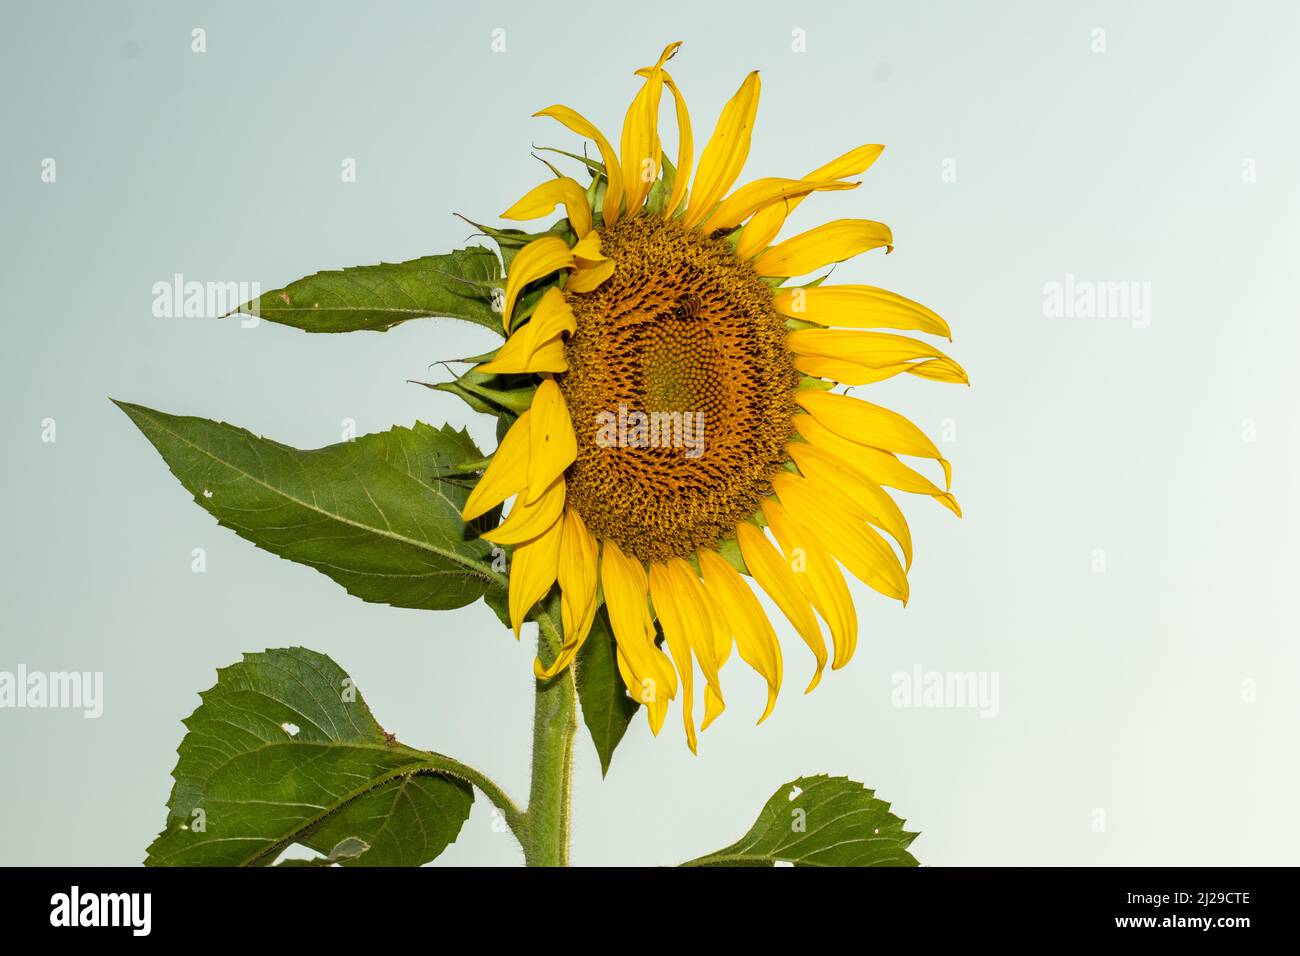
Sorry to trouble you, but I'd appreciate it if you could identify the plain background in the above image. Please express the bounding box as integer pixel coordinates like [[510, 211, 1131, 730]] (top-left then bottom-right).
[[2, 0, 1297, 866]]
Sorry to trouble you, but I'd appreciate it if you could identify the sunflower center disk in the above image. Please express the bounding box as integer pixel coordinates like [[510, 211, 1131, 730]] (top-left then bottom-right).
[[559, 216, 799, 564]]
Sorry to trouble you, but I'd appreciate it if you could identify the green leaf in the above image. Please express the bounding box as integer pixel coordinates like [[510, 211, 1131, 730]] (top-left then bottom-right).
[[115, 400, 503, 611], [145, 647, 474, 867], [682, 775, 920, 867], [229, 247, 503, 334], [574, 606, 639, 776]]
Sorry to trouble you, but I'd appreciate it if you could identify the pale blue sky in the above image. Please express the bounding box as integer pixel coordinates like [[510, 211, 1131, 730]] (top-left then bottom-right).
[[2, 0, 1297, 865]]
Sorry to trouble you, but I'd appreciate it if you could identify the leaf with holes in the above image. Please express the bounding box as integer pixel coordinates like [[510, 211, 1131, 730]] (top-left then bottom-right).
[[146, 647, 473, 866], [682, 775, 919, 867], [228, 246, 503, 334], [115, 400, 502, 611]]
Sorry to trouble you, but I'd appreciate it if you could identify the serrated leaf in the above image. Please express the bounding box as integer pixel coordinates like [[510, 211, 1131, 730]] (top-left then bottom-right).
[[574, 606, 639, 776], [115, 400, 503, 610], [146, 647, 473, 867], [230, 247, 503, 334], [683, 775, 919, 867]]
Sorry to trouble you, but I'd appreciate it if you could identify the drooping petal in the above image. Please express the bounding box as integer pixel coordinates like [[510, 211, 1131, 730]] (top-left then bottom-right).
[[534, 104, 624, 225], [795, 414, 961, 516], [773, 472, 909, 604], [601, 541, 677, 724], [525, 379, 577, 504], [477, 287, 576, 375], [794, 389, 948, 481], [502, 236, 573, 331], [681, 71, 761, 229], [534, 509, 599, 680], [698, 549, 782, 723], [508, 517, 563, 638], [753, 219, 893, 278], [481, 474, 565, 546], [697, 567, 733, 732], [772, 284, 951, 339], [667, 558, 723, 699], [648, 561, 699, 753], [788, 441, 913, 570], [734, 521, 827, 693], [462, 410, 531, 522], [761, 499, 858, 669], [700, 177, 857, 233], [501, 177, 592, 239], [737, 144, 884, 257]]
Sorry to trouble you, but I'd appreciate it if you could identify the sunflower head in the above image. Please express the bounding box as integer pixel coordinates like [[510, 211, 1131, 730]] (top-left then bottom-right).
[[460, 42, 966, 753]]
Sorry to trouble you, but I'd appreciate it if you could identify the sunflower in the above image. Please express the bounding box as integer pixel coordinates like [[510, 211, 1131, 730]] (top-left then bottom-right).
[[460, 42, 966, 752]]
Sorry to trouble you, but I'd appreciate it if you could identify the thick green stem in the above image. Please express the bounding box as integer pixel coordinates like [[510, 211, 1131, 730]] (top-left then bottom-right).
[[522, 611, 576, 866]]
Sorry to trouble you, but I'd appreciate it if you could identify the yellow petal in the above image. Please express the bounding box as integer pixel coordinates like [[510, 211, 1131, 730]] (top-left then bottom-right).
[[667, 559, 723, 697], [462, 410, 531, 522], [773, 472, 908, 603], [789, 329, 967, 386], [753, 219, 893, 278], [620, 50, 674, 215], [648, 562, 699, 753], [525, 379, 577, 504], [508, 517, 563, 638], [501, 177, 592, 239], [601, 540, 677, 708], [794, 389, 947, 475], [534, 104, 624, 226], [681, 71, 761, 229], [565, 258, 615, 293], [477, 287, 576, 375], [795, 414, 961, 516], [789, 328, 958, 366], [534, 509, 599, 680], [570, 233, 606, 262], [761, 499, 858, 669], [481, 474, 565, 546], [794, 355, 918, 385], [700, 177, 858, 233], [656, 71, 693, 216], [737, 144, 883, 257], [734, 521, 827, 693], [502, 236, 573, 331], [698, 549, 782, 723], [787, 441, 913, 571], [772, 284, 950, 339], [904, 358, 970, 384]]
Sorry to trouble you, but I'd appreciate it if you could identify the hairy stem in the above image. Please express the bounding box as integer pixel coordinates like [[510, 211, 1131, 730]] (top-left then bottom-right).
[[522, 609, 576, 866]]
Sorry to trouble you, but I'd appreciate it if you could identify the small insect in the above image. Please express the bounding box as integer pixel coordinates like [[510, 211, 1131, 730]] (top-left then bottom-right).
[[382, 730, 397, 749], [672, 293, 703, 321]]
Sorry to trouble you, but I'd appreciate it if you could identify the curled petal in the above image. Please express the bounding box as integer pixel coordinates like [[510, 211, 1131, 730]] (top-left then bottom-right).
[[753, 219, 892, 278]]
